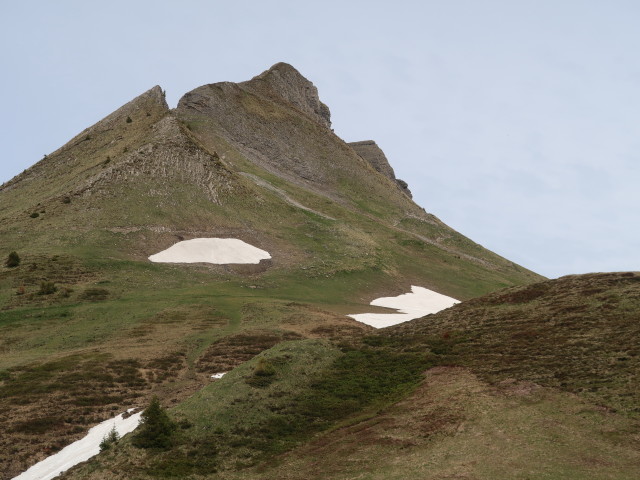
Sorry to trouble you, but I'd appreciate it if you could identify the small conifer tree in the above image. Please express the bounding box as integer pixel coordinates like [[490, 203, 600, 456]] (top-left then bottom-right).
[[131, 396, 176, 449], [99, 425, 120, 451]]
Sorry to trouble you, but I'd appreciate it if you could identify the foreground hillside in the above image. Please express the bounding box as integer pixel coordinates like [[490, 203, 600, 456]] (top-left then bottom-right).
[[387, 271, 640, 416], [61, 272, 640, 479], [0, 63, 544, 478]]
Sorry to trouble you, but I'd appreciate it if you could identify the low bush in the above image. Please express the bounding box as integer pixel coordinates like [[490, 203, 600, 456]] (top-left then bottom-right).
[[80, 288, 109, 301], [5, 251, 20, 268], [245, 358, 276, 388], [59, 287, 73, 298], [38, 281, 57, 295]]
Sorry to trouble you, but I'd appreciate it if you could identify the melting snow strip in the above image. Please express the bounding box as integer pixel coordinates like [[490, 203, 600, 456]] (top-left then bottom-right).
[[12, 411, 142, 480]]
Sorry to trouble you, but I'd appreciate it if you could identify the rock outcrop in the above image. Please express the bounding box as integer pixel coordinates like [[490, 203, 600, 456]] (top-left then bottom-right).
[[349, 140, 412, 198], [242, 62, 331, 129]]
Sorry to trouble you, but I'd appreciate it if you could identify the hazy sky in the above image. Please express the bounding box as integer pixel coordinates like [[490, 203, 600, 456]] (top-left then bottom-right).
[[1, 1, 638, 278]]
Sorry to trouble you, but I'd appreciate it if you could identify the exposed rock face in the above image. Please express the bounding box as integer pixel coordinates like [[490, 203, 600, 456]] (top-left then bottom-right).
[[176, 64, 418, 211], [349, 140, 396, 178], [176, 64, 383, 202], [349, 140, 412, 198], [0, 86, 169, 196], [77, 116, 236, 204], [242, 62, 331, 129]]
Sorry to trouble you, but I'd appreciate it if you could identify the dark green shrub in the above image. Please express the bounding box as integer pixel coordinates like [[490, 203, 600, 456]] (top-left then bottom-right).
[[132, 397, 176, 449], [126, 116, 132, 123], [5, 251, 20, 268], [246, 358, 276, 388], [59, 287, 73, 298], [177, 418, 193, 429], [38, 281, 57, 295], [62, 196, 71, 204], [30, 212, 39, 218], [254, 358, 276, 377]]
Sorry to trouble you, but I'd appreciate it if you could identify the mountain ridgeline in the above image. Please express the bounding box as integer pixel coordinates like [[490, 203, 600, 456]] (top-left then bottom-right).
[[2, 64, 636, 480]]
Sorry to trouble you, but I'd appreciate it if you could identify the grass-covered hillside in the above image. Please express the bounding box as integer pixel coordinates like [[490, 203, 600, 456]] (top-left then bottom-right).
[[0, 63, 544, 478], [386, 271, 640, 416], [63, 272, 640, 479]]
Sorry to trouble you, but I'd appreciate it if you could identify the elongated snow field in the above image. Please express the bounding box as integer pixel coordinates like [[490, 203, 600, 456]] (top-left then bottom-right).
[[12, 411, 141, 480], [149, 238, 271, 264], [348, 286, 459, 328]]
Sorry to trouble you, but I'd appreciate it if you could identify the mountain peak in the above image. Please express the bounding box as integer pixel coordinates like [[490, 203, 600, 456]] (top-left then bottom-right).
[[242, 62, 331, 128]]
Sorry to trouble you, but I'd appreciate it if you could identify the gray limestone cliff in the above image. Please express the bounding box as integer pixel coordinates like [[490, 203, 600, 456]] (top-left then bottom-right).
[[241, 62, 331, 129], [349, 140, 412, 198]]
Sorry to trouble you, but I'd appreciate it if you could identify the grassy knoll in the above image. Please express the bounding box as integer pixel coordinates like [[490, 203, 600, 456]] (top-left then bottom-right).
[[385, 272, 640, 417], [245, 367, 640, 480], [64, 337, 435, 479]]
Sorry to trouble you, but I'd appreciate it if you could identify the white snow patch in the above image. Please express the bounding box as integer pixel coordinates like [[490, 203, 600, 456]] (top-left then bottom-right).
[[149, 238, 271, 264], [12, 411, 142, 480], [210, 372, 227, 379], [348, 286, 459, 328]]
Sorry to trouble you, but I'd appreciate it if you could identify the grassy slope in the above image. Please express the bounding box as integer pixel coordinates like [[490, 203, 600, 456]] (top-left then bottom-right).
[[64, 340, 344, 478], [0, 65, 544, 477], [213, 273, 640, 479], [247, 367, 640, 480], [386, 272, 640, 416], [62, 273, 640, 479]]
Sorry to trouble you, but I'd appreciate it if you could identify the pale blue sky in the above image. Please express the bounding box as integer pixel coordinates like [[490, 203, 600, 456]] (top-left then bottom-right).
[[1, 0, 638, 278]]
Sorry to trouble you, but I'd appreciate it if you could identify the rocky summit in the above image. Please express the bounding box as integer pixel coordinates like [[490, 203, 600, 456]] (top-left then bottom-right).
[[1, 63, 636, 480]]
